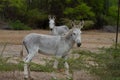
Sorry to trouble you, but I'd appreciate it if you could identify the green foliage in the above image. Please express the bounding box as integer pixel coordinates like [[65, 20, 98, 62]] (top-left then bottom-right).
[[104, 5, 118, 25], [84, 0, 106, 28], [9, 20, 32, 30], [91, 47, 120, 80], [60, 18, 72, 28], [69, 50, 94, 71], [83, 20, 95, 30], [0, 59, 53, 72], [74, 3, 95, 19], [0, 55, 23, 71], [64, 3, 95, 20], [30, 61, 54, 72], [65, 0, 72, 4], [0, 0, 27, 17], [108, 6, 118, 18], [0, 0, 119, 29], [26, 9, 48, 28], [64, 8, 74, 16], [27, 9, 47, 21], [71, 44, 120, 80], [8, 0, 27, 9], [103, 15, 117, 26]]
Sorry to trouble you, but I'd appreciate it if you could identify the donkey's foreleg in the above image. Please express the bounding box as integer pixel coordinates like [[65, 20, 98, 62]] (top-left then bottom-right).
[[64, 62, 70, 76], [53, 59, 59, 69], [64, 56, 71, 79], [52, 56, 61, 79], [24, 63, 29, 79]]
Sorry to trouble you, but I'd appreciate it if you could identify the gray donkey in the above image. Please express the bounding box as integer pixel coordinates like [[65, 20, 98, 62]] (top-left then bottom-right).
[[23, 21, 84, 79], [49, 15, 69, 35]]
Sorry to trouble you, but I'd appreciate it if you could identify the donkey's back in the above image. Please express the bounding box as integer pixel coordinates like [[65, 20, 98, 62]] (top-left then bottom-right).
[[54, 25, 69, 35]]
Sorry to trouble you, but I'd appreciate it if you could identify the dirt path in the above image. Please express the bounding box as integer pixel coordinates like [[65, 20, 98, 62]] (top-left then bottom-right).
[[0, 71, 67, 80], [81, 30, 117, 52]]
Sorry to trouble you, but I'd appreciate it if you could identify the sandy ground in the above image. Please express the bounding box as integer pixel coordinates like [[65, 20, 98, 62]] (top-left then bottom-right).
[[0, 30, 120, 80]]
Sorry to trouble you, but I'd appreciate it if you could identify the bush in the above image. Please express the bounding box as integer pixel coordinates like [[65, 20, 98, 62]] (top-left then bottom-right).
[[63, 3, 95, 20], [60, 18, 72, 28], [83, 20, 94, 30], [103, 5, 119, 26], [26, 9, 48, 28], [98, 46, 120, 80], [9, 20, 32, 30], [70, 43, 120, 80], [60, 19, 95, 30]]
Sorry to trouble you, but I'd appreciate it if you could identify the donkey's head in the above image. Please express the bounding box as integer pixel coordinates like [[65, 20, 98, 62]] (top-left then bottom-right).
[[48, 15, 56, 30], [66, 20, 84, 47], [72, 20, 84, 47]]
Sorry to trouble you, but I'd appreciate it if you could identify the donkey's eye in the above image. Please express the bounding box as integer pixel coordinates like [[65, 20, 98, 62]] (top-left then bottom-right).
[[73, 33, 76, 35]]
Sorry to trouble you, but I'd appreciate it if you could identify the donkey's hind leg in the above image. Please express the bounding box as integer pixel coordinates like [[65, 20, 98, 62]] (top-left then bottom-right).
[[52, 56, 61, 79], [23, 52, 36, 80]]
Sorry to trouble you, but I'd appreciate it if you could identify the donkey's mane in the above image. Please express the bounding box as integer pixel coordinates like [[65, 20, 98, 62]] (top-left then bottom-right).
[[64, 28, 73, 38]]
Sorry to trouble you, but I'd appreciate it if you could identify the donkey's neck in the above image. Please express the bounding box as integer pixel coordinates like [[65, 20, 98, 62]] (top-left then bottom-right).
[[65, 35, 75, 48], [49, 23, 55, 28]]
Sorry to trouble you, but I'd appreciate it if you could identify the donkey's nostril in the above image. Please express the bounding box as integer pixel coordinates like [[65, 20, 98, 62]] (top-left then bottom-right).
[[77, 43, 81, 47], [50, 29, 53, 31]]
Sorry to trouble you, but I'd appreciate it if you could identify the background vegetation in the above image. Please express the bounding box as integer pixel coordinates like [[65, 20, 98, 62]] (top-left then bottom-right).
[[0, 0, 119, 30]]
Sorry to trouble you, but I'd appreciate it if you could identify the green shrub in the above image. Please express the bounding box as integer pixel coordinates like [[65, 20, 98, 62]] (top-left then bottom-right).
[[92, 47, 120, 80], [61, 19, 95, 30], [30, 62, 53, 72], [60, 18, 72, 28], [103, 5, 120, 26], [63, 3, 95, 20], [103, 15, 117, 26], [83, 20, 94, 30], [9, 20, 32, 30], [71, 45, 120, 80], [26, 9, 48, 28], [27, 9, 47, 21]]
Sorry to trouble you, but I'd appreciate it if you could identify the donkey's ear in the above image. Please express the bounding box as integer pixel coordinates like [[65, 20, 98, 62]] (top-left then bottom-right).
[[71, 20, 75, 28], [79, 20, 84, 29], [48, 15, 51, 20], [64, 29, 73, 39], [53, 15, 56, 20]]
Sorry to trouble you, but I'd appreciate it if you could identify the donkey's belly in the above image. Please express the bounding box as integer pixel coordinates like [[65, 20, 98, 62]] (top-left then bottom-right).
[[38, 47, 56, 55]]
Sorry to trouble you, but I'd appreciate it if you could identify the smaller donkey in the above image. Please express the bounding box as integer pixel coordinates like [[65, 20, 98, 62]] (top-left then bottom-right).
[[48, 15, 69, 35]]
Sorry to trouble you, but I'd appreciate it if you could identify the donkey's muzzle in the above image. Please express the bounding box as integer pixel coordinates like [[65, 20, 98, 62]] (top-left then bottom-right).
[[77, 43, 81, 47]]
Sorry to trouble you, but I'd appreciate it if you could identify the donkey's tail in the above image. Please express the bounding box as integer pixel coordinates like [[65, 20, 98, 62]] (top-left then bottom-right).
[[20, 43, 24, 59]]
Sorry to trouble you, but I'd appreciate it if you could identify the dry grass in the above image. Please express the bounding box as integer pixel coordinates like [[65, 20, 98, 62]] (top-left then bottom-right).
[[0, 30, 49, 45]]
